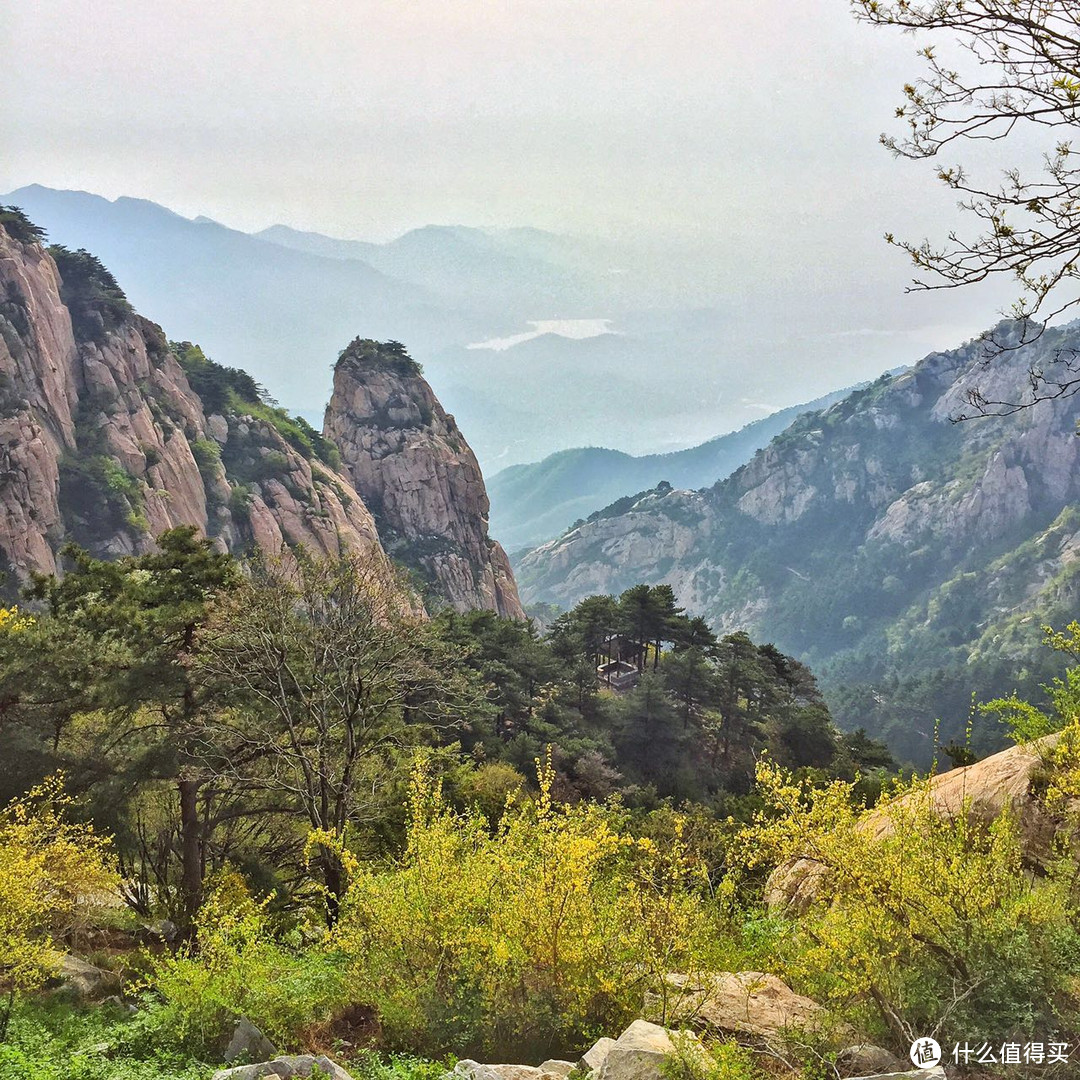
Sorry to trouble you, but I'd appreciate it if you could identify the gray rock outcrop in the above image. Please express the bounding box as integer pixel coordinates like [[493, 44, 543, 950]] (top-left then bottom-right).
[[47, 954, 120, 1000], [212, 1054, 353, 1080], [835, 1044, 904, 1077], [223, 1017, 278, 1064], [593, 1020, 706, 1080]]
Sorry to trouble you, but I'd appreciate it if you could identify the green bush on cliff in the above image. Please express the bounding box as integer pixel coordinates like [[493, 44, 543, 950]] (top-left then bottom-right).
[[337, 337, 423, 377], [49, 246, 132, 341], [0, 206, 47, 245], [173, 341, 341, 468]]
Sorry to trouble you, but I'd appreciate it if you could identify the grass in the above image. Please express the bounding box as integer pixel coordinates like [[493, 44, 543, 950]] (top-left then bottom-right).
[[0, 999, 206, 1080], [0, 999, 453, 1080]]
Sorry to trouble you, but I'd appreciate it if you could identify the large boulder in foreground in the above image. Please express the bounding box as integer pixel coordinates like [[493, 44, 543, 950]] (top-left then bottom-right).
[[644, 971, 827, 1040], [212, 1055, 353, 1080], [767, 735, 1065, 913], [593, 1019, 707, 1080]]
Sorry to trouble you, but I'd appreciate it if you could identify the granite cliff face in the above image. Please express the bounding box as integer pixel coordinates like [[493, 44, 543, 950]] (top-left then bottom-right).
[[0, 219, 384, 583], [325, 339, 524, 618], [0, 214, 522, 620], [517, 323, 1080, 760]]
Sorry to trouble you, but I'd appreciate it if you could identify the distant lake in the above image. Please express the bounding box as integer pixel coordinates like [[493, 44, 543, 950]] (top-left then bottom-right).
[[467, 319, 615, 351]]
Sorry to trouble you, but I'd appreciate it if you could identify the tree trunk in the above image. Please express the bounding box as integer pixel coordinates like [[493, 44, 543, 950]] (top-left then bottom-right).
[[178, 777, 203, 938], [321, 852, 344, 928]]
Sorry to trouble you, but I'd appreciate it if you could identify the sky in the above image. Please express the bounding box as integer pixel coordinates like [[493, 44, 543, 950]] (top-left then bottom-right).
[[3, 2, 994, 241], [3, 0, 1030, 434]]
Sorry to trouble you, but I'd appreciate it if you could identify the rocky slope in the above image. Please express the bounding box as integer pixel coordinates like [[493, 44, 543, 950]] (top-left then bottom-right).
[[518, 322, 1080, 760], [0, 212, 523, 620], [325, 339, 524, 618]]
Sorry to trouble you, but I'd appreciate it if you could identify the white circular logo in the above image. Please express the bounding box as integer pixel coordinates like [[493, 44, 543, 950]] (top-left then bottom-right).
[[910, 1037, 942, 1068]]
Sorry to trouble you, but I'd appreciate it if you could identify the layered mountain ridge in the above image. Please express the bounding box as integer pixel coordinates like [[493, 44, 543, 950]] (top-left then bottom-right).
[[0, 210, 520, 617], [518, 323, 1080, 759], [488, 382, 879, 551]]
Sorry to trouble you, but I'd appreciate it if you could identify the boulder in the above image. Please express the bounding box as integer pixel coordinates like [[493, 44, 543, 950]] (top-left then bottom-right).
[[48, 955, 120, 1000], [644, 971, 827, 1040], [538, 1063, 575, 1079], [596, 1020, 707, 1080], [578, 1037, 617, 1074], [453, 1063, 545, 1080], [223, 1017, 277, 1064], [836, 1044, 904, 1077], [211, 1055, 353, 1080]]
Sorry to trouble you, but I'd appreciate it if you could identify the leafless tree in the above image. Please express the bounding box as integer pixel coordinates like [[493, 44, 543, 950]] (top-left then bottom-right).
[[855, 1, 1080, 412], [194, 548, 466, 921]]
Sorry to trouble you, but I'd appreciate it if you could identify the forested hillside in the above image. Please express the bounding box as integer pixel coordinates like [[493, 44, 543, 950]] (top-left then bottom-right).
[[519, 324, 1080, 763]]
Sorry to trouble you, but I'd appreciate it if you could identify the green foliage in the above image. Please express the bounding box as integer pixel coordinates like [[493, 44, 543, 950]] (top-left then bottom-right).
[[48, 247, 132, 341], [189, 438, 222, 486], [334, 758, 729, 1060], [348, 1050, 457, 1080], [0, 999, 206, 1080], [171, 342, 260, 416], [173, 341, 341, 469], [741, 756, 1080, 1047], [19, 529, 240, 930], [577, 481, 674, 532], [983, 622, 1080, 745], [337, 338, 423, 378], [0, 207, 47, 246], [662, 1036, 763, 1080], [58, 454, 148, 545]]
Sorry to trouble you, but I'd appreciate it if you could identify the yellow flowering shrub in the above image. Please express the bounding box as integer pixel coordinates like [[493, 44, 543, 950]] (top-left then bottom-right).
[[0, 606, 33, 634], [332, 756, 724, 1059], [149, 870, 347, 1053], [0, 775, 118, 1036], [740, 759, 1080, 1046]]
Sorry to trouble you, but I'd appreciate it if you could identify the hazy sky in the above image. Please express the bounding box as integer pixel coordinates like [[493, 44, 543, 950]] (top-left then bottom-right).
[[4, 1, 1025, 377], [3, 3, 984, 239]]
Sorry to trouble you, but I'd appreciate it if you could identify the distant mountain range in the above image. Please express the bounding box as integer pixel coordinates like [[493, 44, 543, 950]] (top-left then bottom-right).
[[0, 186, 933, 475], [489, 384, 868, 551]]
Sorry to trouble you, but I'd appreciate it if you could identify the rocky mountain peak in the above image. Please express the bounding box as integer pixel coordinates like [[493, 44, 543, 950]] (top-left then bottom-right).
[[325, 338, 524, 618], [0, 215, 521, 621]]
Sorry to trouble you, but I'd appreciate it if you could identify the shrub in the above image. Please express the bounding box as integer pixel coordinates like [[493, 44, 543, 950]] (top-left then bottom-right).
[[148, 870, 347, 1055], [337, 339, 423, 378], [739, 757, 1080, 1048], [0, 207, 47, 245], [49, 246, 132, 341], [332, 757, 726, 1060], [172, 342, 260, 417], [190, 438, 223, 488], [0, 776, 118, 1039]]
